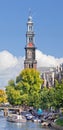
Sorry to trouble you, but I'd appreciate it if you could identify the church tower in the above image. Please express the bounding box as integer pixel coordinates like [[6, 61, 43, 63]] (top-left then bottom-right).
[[24, 15, 37, 69]]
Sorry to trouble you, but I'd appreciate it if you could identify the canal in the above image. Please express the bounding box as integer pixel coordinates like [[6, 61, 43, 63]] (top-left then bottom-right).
[[0, 112, 56, 130]]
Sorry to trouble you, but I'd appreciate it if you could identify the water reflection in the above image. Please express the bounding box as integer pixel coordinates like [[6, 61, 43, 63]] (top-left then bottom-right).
[[0, 115, 56, 130]]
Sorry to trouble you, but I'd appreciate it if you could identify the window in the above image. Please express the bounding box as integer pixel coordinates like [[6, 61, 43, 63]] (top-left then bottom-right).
[[29, 64, 33, 68], [29, 26, 32, 31], [29, 37, 33, 42]]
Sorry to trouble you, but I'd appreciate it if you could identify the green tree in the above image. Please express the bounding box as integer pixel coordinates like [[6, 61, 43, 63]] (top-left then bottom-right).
[[8, 79, 15, 87], [40, 87, 56, 110], [40, 87, 49, 109], [6, 68, 42, 108], [0, 89, 7, 103], [6, 86, 21, 105], [16, 68, 42, 107], [40, 80, 63, 110], [54, 80, 63, 109]]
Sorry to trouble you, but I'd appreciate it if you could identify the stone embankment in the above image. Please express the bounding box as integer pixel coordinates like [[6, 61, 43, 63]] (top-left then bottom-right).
[[51, 122, 63, 130]]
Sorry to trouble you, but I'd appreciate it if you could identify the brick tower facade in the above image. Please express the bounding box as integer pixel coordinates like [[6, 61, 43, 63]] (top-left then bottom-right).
[[24, 15, 37, 69]]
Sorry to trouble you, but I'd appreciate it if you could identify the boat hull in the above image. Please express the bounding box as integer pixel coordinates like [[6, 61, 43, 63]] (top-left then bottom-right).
[[7, 114, 26, 123]]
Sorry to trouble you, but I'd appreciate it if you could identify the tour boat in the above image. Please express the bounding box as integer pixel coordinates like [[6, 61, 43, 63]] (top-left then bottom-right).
[[7, 114, 26, 123]]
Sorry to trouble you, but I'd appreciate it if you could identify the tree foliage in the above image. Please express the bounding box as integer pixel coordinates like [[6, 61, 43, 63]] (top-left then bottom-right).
[[0, 89, 7, 103], [6, 86, 21, 105], [6, 69, 63, 110], [6, 68, 42, 107], [40, 80, 63, 110]]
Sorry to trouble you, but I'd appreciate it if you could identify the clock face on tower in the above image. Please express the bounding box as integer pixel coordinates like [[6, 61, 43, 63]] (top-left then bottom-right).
[[27, 50, 32, 59]]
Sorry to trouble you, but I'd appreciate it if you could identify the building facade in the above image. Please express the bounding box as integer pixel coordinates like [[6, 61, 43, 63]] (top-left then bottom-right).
[[40, 63, 63, 87], [54, 64, 63, 82], [24, 15, 37, 69], [41, 68, 55, 87]]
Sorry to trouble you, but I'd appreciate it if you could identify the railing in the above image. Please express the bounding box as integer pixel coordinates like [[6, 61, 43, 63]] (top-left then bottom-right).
[[0, 106, 23, 116]]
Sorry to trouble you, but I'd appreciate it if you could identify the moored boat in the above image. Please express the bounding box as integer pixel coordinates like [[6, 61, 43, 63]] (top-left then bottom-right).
[[32, 117, 41, 123], [7, 114, 26, 123]]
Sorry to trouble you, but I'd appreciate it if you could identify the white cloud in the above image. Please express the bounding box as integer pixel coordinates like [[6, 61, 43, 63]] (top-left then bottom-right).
[[36, 50, 63, 67], [0, 50, 24, 89], [0, 50, 18, 71], [0, 49, 63, 89]]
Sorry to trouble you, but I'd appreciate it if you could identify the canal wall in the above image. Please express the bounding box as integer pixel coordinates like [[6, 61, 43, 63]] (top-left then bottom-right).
[[51, 122, 63, 130]]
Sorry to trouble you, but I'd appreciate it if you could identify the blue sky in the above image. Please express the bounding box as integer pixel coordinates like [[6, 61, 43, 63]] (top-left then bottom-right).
[[0, 0, 63, 89], [0, 0, 63, 58]]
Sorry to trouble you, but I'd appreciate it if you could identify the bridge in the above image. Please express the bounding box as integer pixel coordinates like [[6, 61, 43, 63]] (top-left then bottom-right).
[[0, 106, 23, 116]]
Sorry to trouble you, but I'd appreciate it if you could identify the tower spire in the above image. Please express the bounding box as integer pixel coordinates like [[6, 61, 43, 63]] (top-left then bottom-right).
[[24, 14, 37, 69], [29, 8, 31, 16]]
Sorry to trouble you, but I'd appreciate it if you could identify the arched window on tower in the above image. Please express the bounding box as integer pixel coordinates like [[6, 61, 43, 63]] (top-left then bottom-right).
[[29, 37, 33, 42], [29, 64, 33, 68], [29, 26, 32, 31]]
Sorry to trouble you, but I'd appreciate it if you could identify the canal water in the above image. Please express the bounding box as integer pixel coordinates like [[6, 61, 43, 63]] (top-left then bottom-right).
[[0, 111, 56, 130]]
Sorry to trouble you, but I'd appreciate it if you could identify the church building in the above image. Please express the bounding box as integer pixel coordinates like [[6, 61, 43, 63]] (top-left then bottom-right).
[[24, 15, 37, 69]]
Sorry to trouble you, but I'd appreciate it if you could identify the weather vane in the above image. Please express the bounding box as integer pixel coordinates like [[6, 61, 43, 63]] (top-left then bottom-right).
[[29, 8, 32, 16]]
